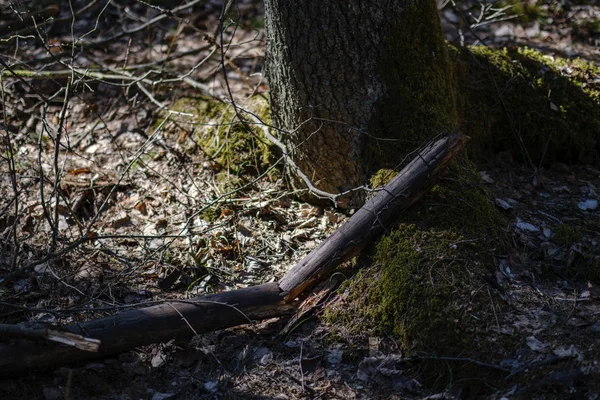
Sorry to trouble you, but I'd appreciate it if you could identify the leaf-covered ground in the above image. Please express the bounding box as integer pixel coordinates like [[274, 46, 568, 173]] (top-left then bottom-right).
[[1, 1, 599, 399]]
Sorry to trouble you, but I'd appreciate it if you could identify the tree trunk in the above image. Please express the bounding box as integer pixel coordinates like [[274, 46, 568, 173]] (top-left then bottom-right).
[[264, 0, 459, 207]]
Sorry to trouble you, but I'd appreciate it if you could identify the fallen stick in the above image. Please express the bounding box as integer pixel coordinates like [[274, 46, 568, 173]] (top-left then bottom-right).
[[0, 133, 468, 376]]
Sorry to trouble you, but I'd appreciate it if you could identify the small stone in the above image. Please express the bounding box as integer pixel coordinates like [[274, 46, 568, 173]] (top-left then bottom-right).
[[578, 199, 598, 211], [151, 392, 174, 400], [253, 347, 273, 366], [34, 264, 52, 275], [479, 171, 494, 184], [204, 381, 218, 393], [526, 336, 548, 352], [525, 21, 540, 38], [553, 345, 581, 360], [495, 24, 515, 37], [327, 349, 343, 365], [495, 198, 512, 210], [516, 222, 539, 232]]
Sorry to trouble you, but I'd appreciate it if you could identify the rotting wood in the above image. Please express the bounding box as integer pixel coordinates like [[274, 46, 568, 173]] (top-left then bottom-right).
[[0, 133, 468, 376]]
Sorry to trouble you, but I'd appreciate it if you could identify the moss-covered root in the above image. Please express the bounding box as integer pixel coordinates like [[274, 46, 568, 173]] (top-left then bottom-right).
[[327, 160, 510, 386]]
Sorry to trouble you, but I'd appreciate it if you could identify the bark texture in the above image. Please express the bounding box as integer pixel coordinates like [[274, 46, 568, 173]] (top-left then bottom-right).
[[264, 0, 458, 206]]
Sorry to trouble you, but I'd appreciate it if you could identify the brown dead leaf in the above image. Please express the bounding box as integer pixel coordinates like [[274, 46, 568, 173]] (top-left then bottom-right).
[[300, 204, 321, 218], [55, 205, 70, 215], [112, 214, 132, 228], [155, 219, 168, 230], [135, 201, 148, 215], [153, 151, 167, 161], [220, 208, 234, 218], [68, 167, 92, 175]]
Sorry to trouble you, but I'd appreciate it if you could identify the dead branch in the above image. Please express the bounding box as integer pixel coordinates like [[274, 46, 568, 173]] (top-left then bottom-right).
[[0, 133, 468, 376], [0, 283, 293, 375]]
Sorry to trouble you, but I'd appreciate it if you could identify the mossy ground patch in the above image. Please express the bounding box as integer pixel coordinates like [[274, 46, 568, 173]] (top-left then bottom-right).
[[456, 46, 600, 166], [327, 160, 511, 385], [156, 96, 275, 189]]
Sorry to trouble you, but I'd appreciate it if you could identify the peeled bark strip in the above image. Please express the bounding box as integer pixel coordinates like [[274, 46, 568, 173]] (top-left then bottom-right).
[[0, 133, 467, 376], [0, 324, 100, 352]]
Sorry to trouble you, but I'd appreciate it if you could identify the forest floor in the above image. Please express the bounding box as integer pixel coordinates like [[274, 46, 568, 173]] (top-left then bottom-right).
[[0, 1, 599, 399]]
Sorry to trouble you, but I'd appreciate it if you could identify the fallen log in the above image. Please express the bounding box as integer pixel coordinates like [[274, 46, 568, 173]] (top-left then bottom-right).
[[0, 283, 292, 375], [0, 133, 468, 376]]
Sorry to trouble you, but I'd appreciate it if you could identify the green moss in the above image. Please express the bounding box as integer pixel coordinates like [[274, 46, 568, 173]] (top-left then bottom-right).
[[326, 160, 508, 384], [329, 31, 600, 390], [199, 205, 221, 223], [353, 226, 487, 349], [455, 46, 600, 166], [368, 0, 459, 169], [164, 96, 273, 180], [369, 168, 396, 189], [409, 159, 507, 237]]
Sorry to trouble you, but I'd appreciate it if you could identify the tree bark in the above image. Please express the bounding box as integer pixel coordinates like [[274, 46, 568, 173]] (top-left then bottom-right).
[[264, 0, 458, 206]]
